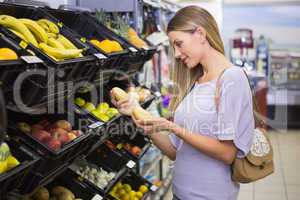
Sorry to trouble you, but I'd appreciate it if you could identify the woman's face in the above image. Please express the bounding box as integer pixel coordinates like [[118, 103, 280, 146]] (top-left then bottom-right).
[[168, 30, 205, 69]]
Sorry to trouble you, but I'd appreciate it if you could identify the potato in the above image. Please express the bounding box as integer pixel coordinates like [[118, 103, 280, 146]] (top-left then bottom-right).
[[51, 186, 75, 199], [57, 193, 74, 200], [32, 187, 49, 200], [111, 87, 129, 101], [132, 106, 153, 120]]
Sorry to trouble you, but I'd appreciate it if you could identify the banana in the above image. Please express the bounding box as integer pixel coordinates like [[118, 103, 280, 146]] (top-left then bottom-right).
[[0, 15, 38, 47], [37, 20, 49, 32], [8, 28, 27, 42], [39, 43, 83, 60], [57, 34, 77, 49], [19, 18, 48, 43], [47, 38, 65, 49], [37, 19, 59, 34], [47, 32, 57, 39]]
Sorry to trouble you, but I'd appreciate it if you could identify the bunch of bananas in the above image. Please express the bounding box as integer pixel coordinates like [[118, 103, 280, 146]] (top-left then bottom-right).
[[0, 15, 83, 61], [0, 142, 20, 174]]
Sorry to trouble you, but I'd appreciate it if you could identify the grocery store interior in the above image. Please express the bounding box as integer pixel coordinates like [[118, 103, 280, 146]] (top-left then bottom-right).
[[0, 0, 299, 200]]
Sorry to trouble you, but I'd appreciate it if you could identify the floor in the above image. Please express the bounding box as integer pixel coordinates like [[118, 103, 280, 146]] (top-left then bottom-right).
[[164, 130, 300, 200]]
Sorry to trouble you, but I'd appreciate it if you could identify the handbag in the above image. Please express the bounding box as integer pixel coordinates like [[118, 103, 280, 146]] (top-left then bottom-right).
[[215, 68, 274, 183]]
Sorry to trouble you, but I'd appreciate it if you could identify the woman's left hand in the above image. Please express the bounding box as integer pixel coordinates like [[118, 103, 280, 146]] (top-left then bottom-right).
[[133, 116, 177, 135]]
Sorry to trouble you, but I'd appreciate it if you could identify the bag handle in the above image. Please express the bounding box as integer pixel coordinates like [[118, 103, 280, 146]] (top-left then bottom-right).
[[214, 68, 265, 128]]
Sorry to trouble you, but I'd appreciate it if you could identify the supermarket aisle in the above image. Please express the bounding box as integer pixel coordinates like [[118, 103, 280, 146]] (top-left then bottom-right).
[[164, 130, 300, 200]]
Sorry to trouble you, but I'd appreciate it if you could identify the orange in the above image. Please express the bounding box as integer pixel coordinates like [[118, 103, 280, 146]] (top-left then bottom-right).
[[0, 48, 18, 60], [98, 39, 113, 53], [110, 41, 123, 52]]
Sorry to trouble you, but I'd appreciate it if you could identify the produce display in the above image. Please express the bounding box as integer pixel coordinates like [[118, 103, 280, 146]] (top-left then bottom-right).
[[0, 47, 18, 60], [75, 99, 119, 122], [90, 39, 123, 54], [76, 164, 116, 189], [109, 181, 149, 200], [95, 10, 148, 49], [17, 120, 82, 151], [0, 142, 20, 174], [105, 140, 142, 157], [0, 15, 83, 61], [24, 185, 82, 200]]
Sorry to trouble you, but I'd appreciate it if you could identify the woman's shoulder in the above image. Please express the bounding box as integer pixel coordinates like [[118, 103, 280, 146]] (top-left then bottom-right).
[[221, 66, 248, 84]]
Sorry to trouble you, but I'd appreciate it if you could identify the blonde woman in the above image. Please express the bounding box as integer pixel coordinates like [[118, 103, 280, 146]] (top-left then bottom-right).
[[112, 6, 254, 200]]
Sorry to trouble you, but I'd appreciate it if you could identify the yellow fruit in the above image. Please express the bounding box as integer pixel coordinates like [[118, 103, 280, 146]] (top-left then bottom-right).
[[115, 182, 123, 189], [96, 102, 110, 113], [37, 19, 59, 34], [8, 28, 27, 42], [90, 39, 100, 47], [37, 20, 50, 32], [0, 160, 7, 174], [97, 113, 110, 122], [128, 28, 138, 37], [6, 155, 20, 170], [121, 194, 130, 200], [111, 87, 129, 101], [129, 191, 136, 199], [118, 189, 126, 196], [74, 97, 85, 107], [0, 15, 38, 46], [123, 184, 132, 192], [47, 37, 65, 49], [129, 34, 148, 48], [0, 48, 18, 60], [57, 34, 77, 49], [135, 191, 143, 199], [132, 106, 152, 120], [110, 40, 123, 52], [106, 108, 119, 118], [19, 18, 48, 43], [83, 102, 96, 112], [98, 39, 113, 53], [47, 32, 57, 38], [139, 185, 148, 194], [38, 43, 83, 60]]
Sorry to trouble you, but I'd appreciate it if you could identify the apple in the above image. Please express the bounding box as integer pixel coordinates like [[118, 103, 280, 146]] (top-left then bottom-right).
[[67, 132, 77, 141], [54, 120, 72, 131], [70, 130, 82, 137], [31, 124, 44, 133], [32, 130, 51, 143], [48, 127, 68, 136], [46, 138, 61, 151], [83, 102, 96, 112], [57, 132, 70, 144]]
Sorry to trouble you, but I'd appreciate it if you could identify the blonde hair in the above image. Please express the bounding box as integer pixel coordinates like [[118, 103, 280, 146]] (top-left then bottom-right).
[[167, 6, 225, 112]]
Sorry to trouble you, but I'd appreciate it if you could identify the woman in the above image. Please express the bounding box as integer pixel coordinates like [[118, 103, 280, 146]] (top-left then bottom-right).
[[112, 6, 254, 200]]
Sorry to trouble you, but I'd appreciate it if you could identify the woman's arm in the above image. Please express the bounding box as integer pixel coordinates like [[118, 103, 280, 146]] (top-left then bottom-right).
[[172, 125, 237, 165], [148, 132, 177, 161]]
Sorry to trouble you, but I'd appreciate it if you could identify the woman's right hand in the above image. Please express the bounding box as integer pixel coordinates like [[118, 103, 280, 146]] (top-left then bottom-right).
[[110, 91, 139, 116]]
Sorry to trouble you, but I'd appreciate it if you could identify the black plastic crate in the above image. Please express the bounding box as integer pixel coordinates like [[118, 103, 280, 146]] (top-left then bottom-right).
[[0, 3, 98, 82], [107, 170, 155, 200], [0, 139, 39, 198]]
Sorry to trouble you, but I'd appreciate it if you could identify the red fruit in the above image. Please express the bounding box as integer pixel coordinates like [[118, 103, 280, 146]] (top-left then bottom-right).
[[31, 124, 44, 133], [54, 120, 72, 131], [105, 140, 115, 150], [131, 146, 142, 156], [48, 127, 68, 136], [67, 132, 77, 141], [124, 143, 132, 151], [32, 130, 51, 143], [70, 130, 82, 137], [57, 133, 70, 144], [46, 138, 61, 151]]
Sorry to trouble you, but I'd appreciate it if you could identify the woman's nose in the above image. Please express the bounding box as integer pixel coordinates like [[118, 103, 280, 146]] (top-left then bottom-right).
[[174, 47, 181, 59]]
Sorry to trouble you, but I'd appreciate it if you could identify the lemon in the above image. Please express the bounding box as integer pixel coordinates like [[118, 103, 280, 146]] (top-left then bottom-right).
[[0, 160, 7, 174], [74, 97, 85, 107], [139, 185, 148, 194], [6, 155, 20, 170], [123, 184, 132, 193], [135, 191, 143, 199]]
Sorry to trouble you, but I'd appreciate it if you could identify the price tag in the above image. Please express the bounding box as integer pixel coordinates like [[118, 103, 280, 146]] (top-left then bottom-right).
[[94, 53, 107, 59], [91, 194, 103, 200], [88, 121, 104, 129], [126, 160, 136, 168], [150, 185, 158, 192], [19, 40, 28, 49], [129, 47, 138, 53], [21, 56, 43, 64]]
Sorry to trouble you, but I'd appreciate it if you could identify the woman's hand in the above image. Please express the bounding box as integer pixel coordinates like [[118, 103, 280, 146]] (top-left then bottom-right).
[[110, 91, 139, 116], [132, 115, 177, 136]]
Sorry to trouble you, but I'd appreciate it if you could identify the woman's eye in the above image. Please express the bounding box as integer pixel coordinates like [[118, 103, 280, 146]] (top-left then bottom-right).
[[175, 41, 183, 48]]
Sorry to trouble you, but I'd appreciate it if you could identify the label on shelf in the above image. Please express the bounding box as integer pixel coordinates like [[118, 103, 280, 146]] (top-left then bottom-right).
[[21, 56, 43, 64], [88, 121, 104, 129], [129, 47, 138, 52], [91, 194, 103, 200], [94, 53, 107, 59], [150, 185, 158, 192], [126, 160, 136, 168]]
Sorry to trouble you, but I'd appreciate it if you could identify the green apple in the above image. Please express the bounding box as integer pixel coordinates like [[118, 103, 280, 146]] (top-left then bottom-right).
[[96, 102, 110, 113], [74, 97, 86, 107], [83, 102, 96, 112], [106, 108, 119, 118]]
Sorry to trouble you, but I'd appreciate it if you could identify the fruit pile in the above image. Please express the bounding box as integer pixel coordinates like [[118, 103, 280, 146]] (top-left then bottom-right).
[[109, 181, 149, 200], [76, 165, 116, 189], [25, 185, 82, 200], [90, 39, 123, 54], [0, 142, 20, 174], [75, 98, 119, 122], [0, 15, 83, 61], [17, 120, 82, 151], [105, 140, 142, 157], [95, 10, 148, 49], [0, 47, 18, 60]]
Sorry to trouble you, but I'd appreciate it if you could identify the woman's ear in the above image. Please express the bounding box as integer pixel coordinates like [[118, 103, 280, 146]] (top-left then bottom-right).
[[194, 26, 206, 44]]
